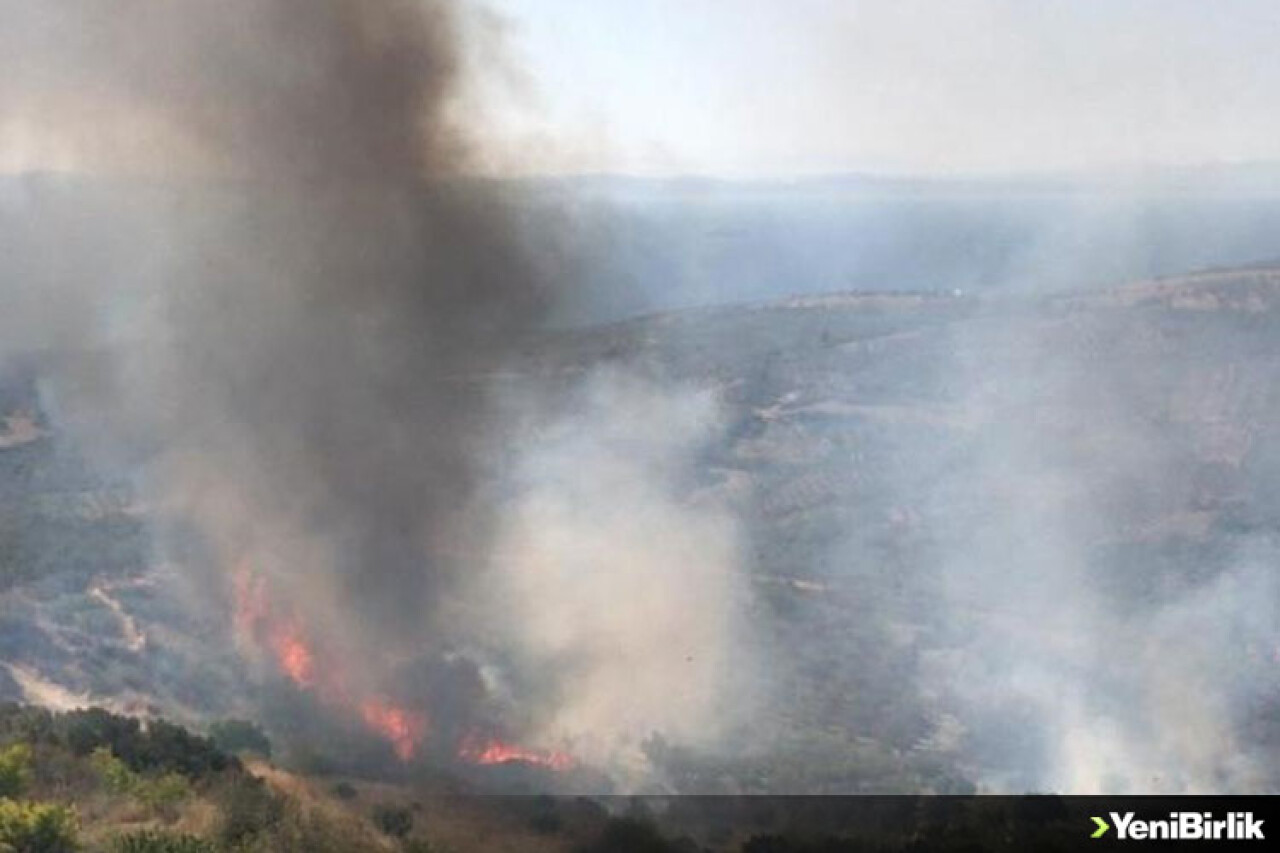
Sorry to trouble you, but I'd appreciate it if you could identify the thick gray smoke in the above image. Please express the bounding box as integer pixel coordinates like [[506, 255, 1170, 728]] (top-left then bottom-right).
[[0, 0, 750, 779], [2, 0, 544, 652]]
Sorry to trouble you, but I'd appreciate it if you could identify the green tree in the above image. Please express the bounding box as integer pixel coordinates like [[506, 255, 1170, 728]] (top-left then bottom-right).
[[89, 747, 136, 795], [0, 799, 78, 853], [0, 744, 33, 798]]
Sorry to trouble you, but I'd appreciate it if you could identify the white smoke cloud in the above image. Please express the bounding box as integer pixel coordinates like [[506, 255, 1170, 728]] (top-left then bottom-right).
[[474, 370, 753, 786], [918, 309, 1280, 794]]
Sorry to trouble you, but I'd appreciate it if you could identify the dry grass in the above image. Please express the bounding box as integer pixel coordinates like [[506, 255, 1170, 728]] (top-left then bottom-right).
[[244, 759, 584, 853]]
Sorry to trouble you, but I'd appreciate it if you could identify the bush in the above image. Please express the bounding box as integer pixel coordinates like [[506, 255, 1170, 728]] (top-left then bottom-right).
[[90, 748, 190, 820], [133, 773, 191, 819], [329, 781, 358, 801], [372, 804, 413, 838], [214, 774, 282, 847], [0, 705, 55, 748], [207, 720, 271, 759], [0, 743, 33, 797], [130, 720, 230, 779], [578, 817, 689, 853], [519, 795, 564, 835], [56, 710, 230, 780], [266, 803, 385, 853], [529, 810, 563, 834], [0, 799, 78, 853], [402, 841, 442, 853], [58, 708, 140, 760], [110, 830, 217, 853], [90, 747, 136, 795]]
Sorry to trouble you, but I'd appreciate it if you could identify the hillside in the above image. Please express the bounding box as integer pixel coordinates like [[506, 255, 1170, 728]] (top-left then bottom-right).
[[0, 703, 675, 852], [5, 266, 1280, 794], [0, 703, 1128, 852]]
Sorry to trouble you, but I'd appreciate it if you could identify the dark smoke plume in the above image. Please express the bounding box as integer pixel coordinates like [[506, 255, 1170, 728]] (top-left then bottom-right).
[[1, 1, 756, 784], [0, 0, 562, 685]]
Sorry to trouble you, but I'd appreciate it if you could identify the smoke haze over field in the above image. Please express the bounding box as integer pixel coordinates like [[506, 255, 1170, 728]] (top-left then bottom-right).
[[6, 0, 1280, 799], [889, 301, 1280, 793]]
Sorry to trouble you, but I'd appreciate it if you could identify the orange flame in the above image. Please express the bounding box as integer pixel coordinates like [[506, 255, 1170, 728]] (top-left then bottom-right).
[[232, 566, 269, 637], [268, 620, 315, 688], [458, 734, 575, 771], [360, 699, 428, 761], [232, 563, 571, 771], [232, 563, 428, 760], [233, 567, 316, 689]]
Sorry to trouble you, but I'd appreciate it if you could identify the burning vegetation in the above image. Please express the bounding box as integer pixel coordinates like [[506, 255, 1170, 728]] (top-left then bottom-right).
[[233, 561, 571, 771], [0, 0, 604, 786]]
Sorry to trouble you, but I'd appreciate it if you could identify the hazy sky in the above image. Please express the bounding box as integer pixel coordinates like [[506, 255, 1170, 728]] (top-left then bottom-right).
[[4, 1, 1280, 178], [487, 0, 1280, 177]]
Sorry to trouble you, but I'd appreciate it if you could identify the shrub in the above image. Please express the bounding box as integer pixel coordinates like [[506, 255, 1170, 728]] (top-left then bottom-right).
[[207, 720, 271, 759], [109, 830, 217, 853], [90, 747, 136, 795], [90, 747, 190, 819], [133, 773, 191, 820], [523, 795, 563, 835], [0, 705, 55, 748], [578, 816, 687, 853], [56, 710, 230, 780], [214, 774, 282, 847], [529, 810, 563, 834], [130, 720, 230, 779], [58, 708, 140, 760], [0, 743, 33, 797], [0, 799, 78, 853], [268, 803, 383, 853], [402, 841, 442, 853], [372, 804, 413, 838]]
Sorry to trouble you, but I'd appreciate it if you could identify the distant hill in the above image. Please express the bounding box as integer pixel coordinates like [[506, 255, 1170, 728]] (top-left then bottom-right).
[[10, 168, 1280, 325]]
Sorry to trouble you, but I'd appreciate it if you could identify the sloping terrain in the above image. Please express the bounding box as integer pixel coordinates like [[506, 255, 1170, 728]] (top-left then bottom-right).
[[518, 267, 1280, 792], [5, 266, 1280, 794], [0, 367, 243, 723]]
